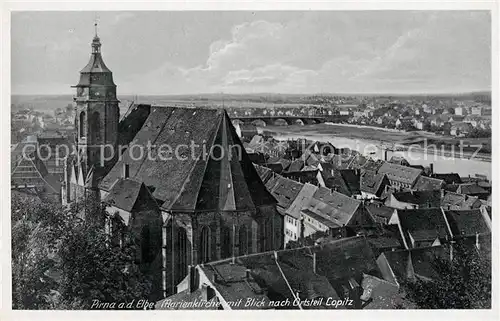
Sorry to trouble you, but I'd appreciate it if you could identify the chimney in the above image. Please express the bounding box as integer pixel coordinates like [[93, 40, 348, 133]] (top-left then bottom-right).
[[211, 272, 218, 284], [245, 269, 251, 281], [123, 163, 130, 178], [475, 232, 480, 250], [429, 163, 434, 175]]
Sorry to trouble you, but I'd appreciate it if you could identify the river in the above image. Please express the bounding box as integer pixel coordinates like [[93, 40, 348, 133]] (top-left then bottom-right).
[[265, 126, 492, 180]]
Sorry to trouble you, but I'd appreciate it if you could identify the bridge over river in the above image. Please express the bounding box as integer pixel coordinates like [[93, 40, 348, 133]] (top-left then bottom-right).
[[231, 115, 327, 126]]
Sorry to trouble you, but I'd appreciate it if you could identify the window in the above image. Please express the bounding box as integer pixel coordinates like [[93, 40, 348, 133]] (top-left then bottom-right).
[[200, 226, 211, 263], [221, 226, 232, 259], [176, 228, 188, 280], [79, 111, 85, 137]]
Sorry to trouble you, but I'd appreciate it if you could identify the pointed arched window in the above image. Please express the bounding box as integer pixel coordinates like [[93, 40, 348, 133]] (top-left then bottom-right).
[[79, 111, 85, 138], [200, 226, 211, 263], [176, 227, 188, 282]]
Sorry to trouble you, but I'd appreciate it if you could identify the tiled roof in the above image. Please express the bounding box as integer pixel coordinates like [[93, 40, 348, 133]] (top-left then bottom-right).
[[103, 178, 157, 214], [431, 173, 462, 184], [282, 170, 320, 186], [360, 171, 388, 196], [100, 106, 276, 212], [329, 154, 354, 170], [444, 209, 490, 237], [303, 187, 362, 226], [11, 152, 61, 194], [348, 154, 369, 170], [383, 246, 450, 283], [339, 170, 361, 195], [382, 250, 411, 281], [285, 183, 318, 219], [378, 162, 422, 186], [367, 236, 401, 249], [365, 203, 395, 220], [388, 156, 408, 165], [286, 159, 304, 173], [199, 263, 273, 309], [412, 176, 444, 191], [457, 183, 489, 196], [191, 237, 380, 309], [391, 190, 442, 208], [362, 159, 384, 173], [441, 191, 481, 210], [254, 164, 274, 184], [396, 208, 451, 245], [265, 175, 304, 211]]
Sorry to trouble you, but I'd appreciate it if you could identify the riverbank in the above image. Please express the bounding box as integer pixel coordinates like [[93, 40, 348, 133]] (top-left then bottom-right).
[[263, 124, 491, 161]]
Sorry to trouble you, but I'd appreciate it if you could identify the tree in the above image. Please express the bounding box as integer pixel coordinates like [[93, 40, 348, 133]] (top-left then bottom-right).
[[11, 193, 152, 310], [402, 244, 491, 309]]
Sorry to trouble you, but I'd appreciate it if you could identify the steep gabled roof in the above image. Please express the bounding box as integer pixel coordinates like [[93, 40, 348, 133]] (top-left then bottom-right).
[[324, 169, 360, 197], [265, 175, 304, 212], [396, 208, 451, 245], [360, 171, 388, 196], [100, 106, 276, 212], [444, 209, 490, 238], [365, 203, 395, 221], [412, 176, 444, 191], [11, 152, 61, 194], [441, 191, 481, 210], [378, 162, 422, 186], [104, 178, 159, 215], [253, 164, 274, 184], [391, 190, 442, 208], [303, 187, 361, 226], [285, 183, 318, 219], [362, 159, 384, 173], [286, 159, 305, 173]]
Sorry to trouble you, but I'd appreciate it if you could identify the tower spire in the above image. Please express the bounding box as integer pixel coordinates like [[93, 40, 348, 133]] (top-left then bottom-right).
[[94, 13, 99, 37]]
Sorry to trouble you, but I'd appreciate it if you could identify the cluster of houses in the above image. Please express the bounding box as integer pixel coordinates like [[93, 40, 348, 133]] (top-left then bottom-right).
[[226, 97, 491, 138], [11, 106, 75, 144], [344, 101, 492, 137], [156, 131, 491, 310]]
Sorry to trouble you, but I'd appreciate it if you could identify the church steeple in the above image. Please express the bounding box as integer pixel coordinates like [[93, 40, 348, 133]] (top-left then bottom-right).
[[73, 26, 120, 176]]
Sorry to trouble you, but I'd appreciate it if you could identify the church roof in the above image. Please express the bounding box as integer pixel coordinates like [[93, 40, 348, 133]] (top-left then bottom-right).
[[99, 106, 276, 212], [104, 178, 158, 213]]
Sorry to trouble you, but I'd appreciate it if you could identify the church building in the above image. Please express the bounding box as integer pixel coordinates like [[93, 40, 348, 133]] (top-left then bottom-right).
[[63, 29, 283, 299]]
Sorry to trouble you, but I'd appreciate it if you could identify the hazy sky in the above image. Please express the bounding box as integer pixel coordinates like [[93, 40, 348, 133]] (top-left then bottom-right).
[[11, 11, 491, 95]]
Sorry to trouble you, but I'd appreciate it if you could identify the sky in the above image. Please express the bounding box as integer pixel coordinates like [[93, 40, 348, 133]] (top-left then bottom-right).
[[11, 11, 491, 95]]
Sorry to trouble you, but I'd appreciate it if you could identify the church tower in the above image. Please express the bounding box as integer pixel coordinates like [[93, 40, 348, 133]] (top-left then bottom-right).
[[73, 24, 120, 174]]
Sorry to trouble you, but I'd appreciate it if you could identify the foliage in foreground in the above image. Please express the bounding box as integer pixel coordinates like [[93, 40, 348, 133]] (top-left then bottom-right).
[[12, 193, 152, 309], [402, 244, 491, 309]]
